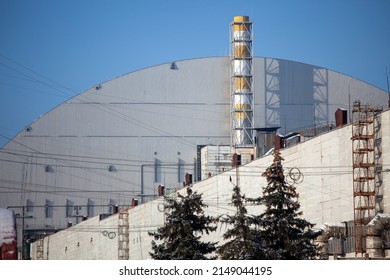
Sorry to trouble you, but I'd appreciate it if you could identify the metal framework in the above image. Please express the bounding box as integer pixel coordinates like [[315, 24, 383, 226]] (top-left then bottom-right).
[[313, 67, 329, 125], [264, 58, 280, 128], [351, 100, 382, 255], [230, 16, 254, 147]]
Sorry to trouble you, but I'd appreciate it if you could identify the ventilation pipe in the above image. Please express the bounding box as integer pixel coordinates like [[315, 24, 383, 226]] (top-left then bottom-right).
[[230, 16, 254, 148], [131, 198, 138, 208], [158, 185, 165, 196]]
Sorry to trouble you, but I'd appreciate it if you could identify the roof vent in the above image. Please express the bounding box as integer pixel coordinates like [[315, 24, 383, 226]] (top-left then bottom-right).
[[170, 62, 178, 70], [108, 164, 116, 172], [45, 165, 54, 173]]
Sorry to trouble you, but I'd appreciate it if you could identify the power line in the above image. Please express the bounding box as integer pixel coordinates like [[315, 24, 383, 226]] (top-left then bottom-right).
[[0, 53, 78, 95], [0, 81, 70, 99], [0, 134, 143, 188], [0, 54, 198, 148]]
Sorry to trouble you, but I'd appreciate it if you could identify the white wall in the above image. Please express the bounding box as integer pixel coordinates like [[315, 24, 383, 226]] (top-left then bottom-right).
[[32, 110, 389, 259]]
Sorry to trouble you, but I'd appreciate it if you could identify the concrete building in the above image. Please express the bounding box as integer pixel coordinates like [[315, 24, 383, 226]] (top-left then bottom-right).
[[1, 16, 389, 259], [30, 109, 390, 259]]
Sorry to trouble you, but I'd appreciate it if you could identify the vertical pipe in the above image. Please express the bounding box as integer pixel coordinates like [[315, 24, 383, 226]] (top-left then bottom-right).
[[140, 165, 144, 204], [386, 67, 390, 108], [231, 16, 254, 147]]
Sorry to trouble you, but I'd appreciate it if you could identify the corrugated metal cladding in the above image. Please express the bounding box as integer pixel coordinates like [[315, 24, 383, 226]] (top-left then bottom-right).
[[0, 56, 388, 252]]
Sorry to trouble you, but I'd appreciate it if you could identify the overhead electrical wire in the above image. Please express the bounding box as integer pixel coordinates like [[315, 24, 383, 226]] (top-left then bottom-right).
[[0, 54, 386, 212], [3, 137, 385, 179], [0, 134, 144, 193], [0, 147, 156, 164], [3, 145, 379, 175], [0, 147, 199, 173], [0, 179, 140, 196], [0, 81, 71, 99], [0, 52, 352, 140], [0, 52, 339, 176], [0, 54, 79, 94], [0, 53, 344, 152], [0, 54, 196, 148], [2, 135, 386, 179], [0, 135, 196, 202]]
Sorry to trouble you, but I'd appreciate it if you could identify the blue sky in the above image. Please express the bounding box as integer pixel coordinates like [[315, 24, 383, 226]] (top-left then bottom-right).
[[0, 0, 389, 147]]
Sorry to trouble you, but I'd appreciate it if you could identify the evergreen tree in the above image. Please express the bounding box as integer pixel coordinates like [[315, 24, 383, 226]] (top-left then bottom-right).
[[149, 187, 218, 260], [216, 183, 265, 259], [260, 149, 321, 259]]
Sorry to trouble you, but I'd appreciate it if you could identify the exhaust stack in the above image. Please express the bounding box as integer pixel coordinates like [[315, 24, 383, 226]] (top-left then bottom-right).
[[230, 16, 254, 148]]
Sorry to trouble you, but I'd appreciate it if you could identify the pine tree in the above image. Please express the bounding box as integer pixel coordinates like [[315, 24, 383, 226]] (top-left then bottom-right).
[[149, 187, 218, 260], [216, 183, 265, 259], [260, 149, 321, 259]]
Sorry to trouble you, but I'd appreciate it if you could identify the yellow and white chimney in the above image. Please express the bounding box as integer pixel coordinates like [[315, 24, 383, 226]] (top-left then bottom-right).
[[230, 16, 254, 148]]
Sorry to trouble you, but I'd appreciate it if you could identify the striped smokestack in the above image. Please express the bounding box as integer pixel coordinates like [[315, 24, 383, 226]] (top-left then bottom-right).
[[230, 16, 254, 148]]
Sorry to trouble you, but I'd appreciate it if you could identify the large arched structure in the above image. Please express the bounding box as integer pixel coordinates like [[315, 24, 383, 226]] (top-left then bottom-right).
[[0, 56, 388, 257]]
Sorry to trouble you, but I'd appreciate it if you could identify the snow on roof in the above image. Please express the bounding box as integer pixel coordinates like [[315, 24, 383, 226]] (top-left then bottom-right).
[[0, 208, 16, 245], [320, 222, 345, 229], [367, 213, 390, 229]]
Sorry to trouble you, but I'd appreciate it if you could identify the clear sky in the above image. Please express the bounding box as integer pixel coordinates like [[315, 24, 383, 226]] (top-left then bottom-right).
[[0, 0, 389, 148]]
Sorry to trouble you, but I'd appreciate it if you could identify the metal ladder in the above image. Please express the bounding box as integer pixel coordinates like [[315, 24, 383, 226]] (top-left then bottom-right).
[[118, 210, 129, 260]]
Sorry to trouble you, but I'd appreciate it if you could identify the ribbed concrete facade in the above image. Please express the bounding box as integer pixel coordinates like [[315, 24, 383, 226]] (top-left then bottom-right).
[[0, 56, 388, 258], [30, 109, 390, 259]]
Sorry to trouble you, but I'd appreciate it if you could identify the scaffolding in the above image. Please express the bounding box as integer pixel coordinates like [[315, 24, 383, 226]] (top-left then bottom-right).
[[351, 100, 382, 255]]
